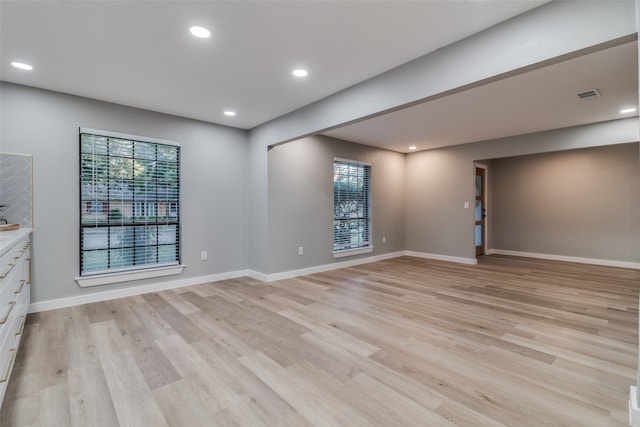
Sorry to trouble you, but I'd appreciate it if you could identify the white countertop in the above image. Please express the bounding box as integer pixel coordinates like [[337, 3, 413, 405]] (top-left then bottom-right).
[[0, 228, 33, 257]]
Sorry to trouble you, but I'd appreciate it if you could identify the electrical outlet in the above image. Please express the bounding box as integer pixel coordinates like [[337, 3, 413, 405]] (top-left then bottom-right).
[[201, 251, 208, 260], [382, 236, 387, 244], [463, 201, 470, 209], [298, 246, 303, 256]]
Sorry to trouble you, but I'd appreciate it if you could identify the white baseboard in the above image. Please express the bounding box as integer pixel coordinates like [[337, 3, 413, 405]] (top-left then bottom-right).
[[28, 269, 249, 313], [249, 251, 406, 282], [39, 248, 635, 313], [246, 270, 270, 282], [487, 249, 640, 270], [404, 251, 478, 265], [29, 251, 408, 312], [26, 248, 640, 314]]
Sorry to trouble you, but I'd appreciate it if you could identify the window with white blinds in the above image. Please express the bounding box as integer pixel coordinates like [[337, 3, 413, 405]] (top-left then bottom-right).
[[333, 159, 371, 252], [79, 128, 180, 276]]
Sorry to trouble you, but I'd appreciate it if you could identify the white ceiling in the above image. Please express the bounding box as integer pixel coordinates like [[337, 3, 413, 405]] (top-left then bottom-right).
[[0, 0, 550, 131], [324, 41, 639, 152], [2, 1, 636, 153]]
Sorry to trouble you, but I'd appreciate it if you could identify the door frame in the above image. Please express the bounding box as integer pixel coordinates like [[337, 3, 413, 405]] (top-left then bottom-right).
[[474, 163, 488, 257]]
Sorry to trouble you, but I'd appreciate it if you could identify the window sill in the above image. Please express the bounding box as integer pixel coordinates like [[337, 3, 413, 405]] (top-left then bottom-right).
[[76, 264, 185, 287], [333, 246, 374, 259]]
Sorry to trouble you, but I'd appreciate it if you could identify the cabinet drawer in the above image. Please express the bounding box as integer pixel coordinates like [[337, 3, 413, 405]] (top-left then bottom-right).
[[0, 239, 29, 278], [0, 253, 15, 280], [11, 241, 30, 264], [0, 327, 16, 385], [0, 259, 17, 281], [0, 329, 17, 405], [12, 279, 26, 305], [6, 308, 24, 351], [11, 315, 26, 351], [14, 282, 29, 318], [0, 268, 18, 307], [0, 278, 24, 356], [0, 378, 6, 411], [0, 320, 10, 358], [13, 288, 29, 345], [0, 297, 15, 330]]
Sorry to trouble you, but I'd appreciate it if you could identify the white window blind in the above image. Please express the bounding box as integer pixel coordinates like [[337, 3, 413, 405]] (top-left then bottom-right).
[[333, 159, 371, 252], [79, 128, 181, 276]]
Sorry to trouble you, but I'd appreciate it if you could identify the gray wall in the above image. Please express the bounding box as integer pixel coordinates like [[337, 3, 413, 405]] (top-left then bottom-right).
[[267, 135, 404, 274], [0, 82, 248, 304], [405, 148, 473, 259], [491, 143, 640, 262], [404, 118, 639, 262], [1, 82, 637, 307], [248, 1, 636, 273]]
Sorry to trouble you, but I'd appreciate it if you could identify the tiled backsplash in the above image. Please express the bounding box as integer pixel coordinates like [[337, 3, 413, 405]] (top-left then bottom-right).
[[0, 153, 33, 227]]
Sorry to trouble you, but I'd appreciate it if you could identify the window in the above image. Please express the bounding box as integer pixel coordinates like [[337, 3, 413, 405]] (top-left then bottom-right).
[[80, 128, 181, 277], [333, 158, 372, 256]]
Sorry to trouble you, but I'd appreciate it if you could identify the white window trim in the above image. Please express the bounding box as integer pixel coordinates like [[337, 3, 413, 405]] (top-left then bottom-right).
[[79, 127, 181, 279], [333, 246, 374, 259], [80, 127, 179, 147], [334, 157, 372, 167], [76, 264, 185, 287]]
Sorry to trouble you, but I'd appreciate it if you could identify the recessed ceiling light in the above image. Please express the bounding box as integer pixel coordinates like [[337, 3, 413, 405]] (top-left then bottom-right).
[[11, 61, 33, 71], [620, 107, 637, 114], [408, 146, 417, 150], [224, 110, 236, 116], [190, 26, 211, 38], [292, 69, 308, 77]]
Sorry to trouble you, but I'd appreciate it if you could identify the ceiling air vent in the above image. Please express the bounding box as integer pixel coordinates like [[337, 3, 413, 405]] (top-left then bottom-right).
[[577, 89, 602, 101]]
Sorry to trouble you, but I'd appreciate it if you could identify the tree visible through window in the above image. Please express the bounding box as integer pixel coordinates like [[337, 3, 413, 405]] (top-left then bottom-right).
[[333, 159, 371, 252], [80, 128, 180, 275]]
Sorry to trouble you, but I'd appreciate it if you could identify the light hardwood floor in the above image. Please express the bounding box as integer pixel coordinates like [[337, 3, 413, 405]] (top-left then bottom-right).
[[2, 255, 639, 426]]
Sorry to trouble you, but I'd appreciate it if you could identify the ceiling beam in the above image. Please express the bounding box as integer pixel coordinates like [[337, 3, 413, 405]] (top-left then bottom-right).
[[249, 1, 637, 149]]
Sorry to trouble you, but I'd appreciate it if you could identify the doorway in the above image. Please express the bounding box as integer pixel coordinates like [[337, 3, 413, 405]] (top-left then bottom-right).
[[475, 165, 487, 257]]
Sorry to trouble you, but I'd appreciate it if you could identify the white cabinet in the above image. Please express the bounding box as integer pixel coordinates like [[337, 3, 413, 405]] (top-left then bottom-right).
[[0, 231, 31, 406]]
